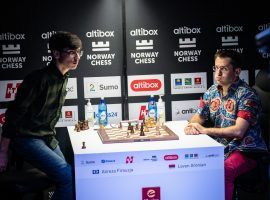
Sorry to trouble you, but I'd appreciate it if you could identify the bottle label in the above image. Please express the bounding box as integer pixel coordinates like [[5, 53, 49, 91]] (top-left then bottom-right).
[[87, 112, 94, 127], [148, 109, 156, 118], [100, 111, 107, 121]]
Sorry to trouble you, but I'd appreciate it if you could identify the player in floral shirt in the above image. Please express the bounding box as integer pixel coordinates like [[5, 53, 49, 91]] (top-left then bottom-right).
[[184, 50, 267, 200]]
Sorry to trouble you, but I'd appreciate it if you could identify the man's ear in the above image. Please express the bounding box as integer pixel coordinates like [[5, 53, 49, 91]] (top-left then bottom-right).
[[235, 68, 241, 76], [52, 50, 60, 59]]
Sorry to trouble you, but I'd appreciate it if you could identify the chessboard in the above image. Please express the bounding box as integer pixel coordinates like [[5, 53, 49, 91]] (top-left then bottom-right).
[[97, 125, 179, 144]]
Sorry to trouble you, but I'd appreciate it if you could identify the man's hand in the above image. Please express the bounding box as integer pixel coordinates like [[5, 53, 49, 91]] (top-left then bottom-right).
[[184, 124, 200, 135], [184, 123, 207, 135]]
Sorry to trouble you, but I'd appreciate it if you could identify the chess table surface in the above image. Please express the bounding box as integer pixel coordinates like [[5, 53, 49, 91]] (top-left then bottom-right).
[[97, 125, 179, 143]]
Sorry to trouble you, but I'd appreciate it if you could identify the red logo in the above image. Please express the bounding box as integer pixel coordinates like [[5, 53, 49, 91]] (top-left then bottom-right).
[[131, 79, 162, 91], [139, 105, 148, 120], [65, 111, 73, 118], [0, 113, 5, 126], [164, 154, 178, 160], [5, 83, 20, 99], [126, 156, 134, 164], [194, 77, 202, 84], [142, 187, 160, 200]]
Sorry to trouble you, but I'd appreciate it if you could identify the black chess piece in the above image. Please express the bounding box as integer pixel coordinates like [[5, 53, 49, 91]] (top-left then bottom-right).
[[128, 122, 132, 130], [130, 126, 135, 134], [135, 123, 139, 130], [142, 115, 146, 126], [126, 130, 130, 138], [140, 123, 145, 136], [82, 141, 86, 149]]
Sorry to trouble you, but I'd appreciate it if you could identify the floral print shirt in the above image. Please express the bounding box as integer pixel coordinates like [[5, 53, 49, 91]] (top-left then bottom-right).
[[197, 79, 267, 158]]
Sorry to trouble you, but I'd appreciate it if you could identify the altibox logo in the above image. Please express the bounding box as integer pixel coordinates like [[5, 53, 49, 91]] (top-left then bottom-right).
[[131, 79, 161, 91], [142, 187, 160, 200], [128, 74, 164, 96], [164, 154, 179, 161], [171, 100, 200, 121]]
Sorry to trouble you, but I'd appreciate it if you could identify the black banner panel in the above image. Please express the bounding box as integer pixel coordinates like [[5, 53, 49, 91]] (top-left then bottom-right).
[[125, 0, 269, 121]]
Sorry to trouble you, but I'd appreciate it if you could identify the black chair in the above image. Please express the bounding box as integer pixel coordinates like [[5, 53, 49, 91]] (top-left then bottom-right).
[[0, 130, 55, 200], [233, 153, 270, 200], [233, 69, 270, 200]]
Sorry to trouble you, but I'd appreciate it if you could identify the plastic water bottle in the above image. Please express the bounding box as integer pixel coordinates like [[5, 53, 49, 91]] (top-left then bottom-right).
[[157, 95, 165, 125], [98, 97, 108, 126], [148, 95, 157, 121], [85, 99, 94, 128]]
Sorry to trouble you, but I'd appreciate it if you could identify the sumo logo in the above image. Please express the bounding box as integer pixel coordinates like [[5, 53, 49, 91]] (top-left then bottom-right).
[[131, 79, 161, 91], [142, 187, 160, 200]]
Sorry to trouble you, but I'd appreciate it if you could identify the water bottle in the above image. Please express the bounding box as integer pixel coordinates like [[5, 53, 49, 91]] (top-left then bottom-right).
[[98, 97, 108, 126], [157, 95, 165, 125], [148, 95, 157, 122], [85, 99, 94, 128]]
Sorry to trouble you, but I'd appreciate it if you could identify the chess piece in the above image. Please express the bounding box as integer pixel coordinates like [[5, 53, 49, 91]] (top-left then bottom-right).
[[82, 120, 89, 130], [142, 115, 146, 126], [146, 117, 155, 128], [82, 141, 86, 149], [135, 123, 139, 130], [144, 124, 149, 132], [140, 123, 145, 136], [128, 122, 132, 131], [78, 121, 83, 130], [119, 122, 122, 129], [74, 123, 81, 132], [130, 125, 135, 134]]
